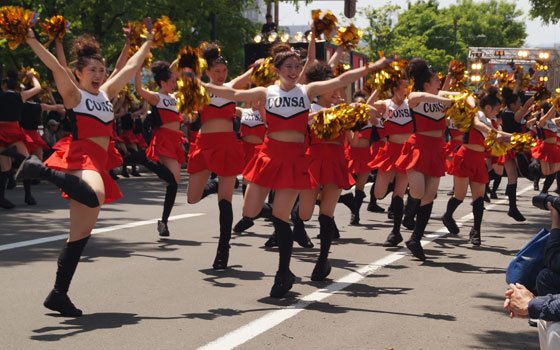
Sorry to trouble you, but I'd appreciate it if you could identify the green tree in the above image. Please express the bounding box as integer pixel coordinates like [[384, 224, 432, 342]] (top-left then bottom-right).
[[1, 0, 258, 80], [359, 3, 401, 60], [359, 0, 527, 72], [529, 0, 560, 24]]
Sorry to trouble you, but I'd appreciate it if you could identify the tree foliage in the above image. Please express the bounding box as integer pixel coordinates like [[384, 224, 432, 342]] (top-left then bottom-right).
[[529, 0, 560, 24], [1, 0, 259, 80], [360, 0, 527, 72]]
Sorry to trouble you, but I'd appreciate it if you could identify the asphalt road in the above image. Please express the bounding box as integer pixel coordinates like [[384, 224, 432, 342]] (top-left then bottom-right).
[[0, 172, 549, 349]]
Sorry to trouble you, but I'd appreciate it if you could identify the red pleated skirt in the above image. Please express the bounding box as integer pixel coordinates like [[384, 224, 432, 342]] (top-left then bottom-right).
[[244, 136, 312, 190], [532, 141, 560, 163], [346, 146, 374, 174], [307, 143, 355, 189], [120, 130, 136, 144], [23, 129, 49, 152], [242, 140, 262, 173], [498, 149, 516, 165], [187, 131, 243, 176], [0, 122, 32, 147], [395, 133, 446, 177], [369, 141, 406, 173], [44, 136, 123, 203], [370, 140, 385, 157], [447, 146, 489, 184], [147, 127, 186, 165]]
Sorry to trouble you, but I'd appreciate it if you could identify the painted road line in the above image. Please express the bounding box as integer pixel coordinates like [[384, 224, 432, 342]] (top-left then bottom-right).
[[199, 185, 533, 350], [0, 213, 204, 252]]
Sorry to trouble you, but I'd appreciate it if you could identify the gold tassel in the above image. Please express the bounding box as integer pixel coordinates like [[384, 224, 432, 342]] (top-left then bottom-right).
[[445, 91, 478, 132], [142, 16, 179, 49], [312, 10, 337, 40], [39, 15, 70, 44], [0, 6, 35, 50], [175, 76, 211, 116], [251, 57, 277, 87], [332, 24, 363, 49]]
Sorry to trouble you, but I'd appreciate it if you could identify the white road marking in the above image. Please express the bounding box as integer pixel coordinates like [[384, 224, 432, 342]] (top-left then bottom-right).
[[199, 185, 534, 350], [0, 213, 204, 252]]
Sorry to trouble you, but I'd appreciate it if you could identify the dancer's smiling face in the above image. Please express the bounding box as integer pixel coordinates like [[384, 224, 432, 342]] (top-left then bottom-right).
[[276, 56, 302, 89], [75, 59, 106, 94]]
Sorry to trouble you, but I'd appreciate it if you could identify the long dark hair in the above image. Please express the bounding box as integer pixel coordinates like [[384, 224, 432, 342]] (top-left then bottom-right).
[[407, 58, 436, 92]]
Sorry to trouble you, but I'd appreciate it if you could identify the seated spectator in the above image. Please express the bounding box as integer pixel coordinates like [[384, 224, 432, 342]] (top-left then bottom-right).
[[42, 119, 59, 148], [505, 203, 560, 350]]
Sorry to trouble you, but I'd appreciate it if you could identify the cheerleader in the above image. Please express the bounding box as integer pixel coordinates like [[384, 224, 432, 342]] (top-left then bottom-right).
[[487, 113, 504, 199], [19, 29, 154, 316], [298, 61, 355, 280], [0, 70, 41, 209], [500, 86, 534, 221], [134, 61, 186, 236], [204, 49, 388, 297], [368, 75, 412, 246], [232, 100, 274, 234], [186, 43, 252, 270], [443, 86, 503, 245], [121, 102, 147, 176], [529, 103, 559, 193], [20, 99, 65, 204], [393, 58, 456, 261], [345, 91, 382, 225]]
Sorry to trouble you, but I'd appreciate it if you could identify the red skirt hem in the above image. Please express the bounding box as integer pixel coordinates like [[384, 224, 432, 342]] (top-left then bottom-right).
[[147, 127, 186, 165], [394, 133, 446, 177], [23, 129, 49, 152], [532, 141, 560, 163], [346, 146, 374, 174], [447, 146, 489, 183], [369, 141, 406, 173], [244, 137, 312, 190], [187, 131, 243, 176], [307, 143, 355, 189], [44, 137, 122, 203]]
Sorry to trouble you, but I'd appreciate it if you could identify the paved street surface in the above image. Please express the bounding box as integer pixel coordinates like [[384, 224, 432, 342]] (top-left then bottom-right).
[[1, 173, 548, 349]]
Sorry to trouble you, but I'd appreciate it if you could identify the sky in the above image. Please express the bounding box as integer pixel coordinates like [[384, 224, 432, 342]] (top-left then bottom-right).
[[278, 0, 560, 48]]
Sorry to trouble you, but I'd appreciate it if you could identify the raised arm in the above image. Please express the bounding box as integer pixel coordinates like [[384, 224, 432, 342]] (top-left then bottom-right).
[[306, 58, 388, 100], [408, 91, 453, 108], [108, 31, 132, 80], [26, 29, 81, 109], [20, 74, 41, 102], [203, 82, 267, 103], [55, 38, 79, 86], [515, 96, 535, 122], [328, 45, 345, 69], [40, 103, 65, 113], [297, 25, 317, 84], [230, 60, 262, 89], [134, 70, 159, 106], [101, 33, 154, 100]]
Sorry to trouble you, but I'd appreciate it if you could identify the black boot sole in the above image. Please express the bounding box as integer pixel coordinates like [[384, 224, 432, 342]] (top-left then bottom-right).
[[311, 259, 331, 281], [405, 239, 426, 261]]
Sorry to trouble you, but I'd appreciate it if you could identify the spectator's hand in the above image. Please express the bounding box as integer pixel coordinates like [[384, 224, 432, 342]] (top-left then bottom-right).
[[549, 202, 560, 230], [504, 283, 534, 318]]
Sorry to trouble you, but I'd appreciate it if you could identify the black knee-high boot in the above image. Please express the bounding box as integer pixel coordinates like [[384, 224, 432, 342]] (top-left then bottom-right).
[[130, 163, 141, 176], [442, 197, 463, 234], [44, 236, 90, 317], [213, 200, 233, 270], [0, 171, 15, 209], [405, 202, 433, 261], [367, 183, 385, 212], [291, 202, 313, 248], [350, 189, 366, 225], [402, 195, 420, 230], [23, 179, 36, 205], [200, 180, 219, 200], [311, 214, 334, 281], [233, 202, 272, 233], [383, 196, 404, 247], [17, 155, 99, 208], [470, 197, 484, 246], [542, 174, 556, 193], [338, 192, 355, 213], [270, 216, 295, 298], [490, 173, 502, 199], [0, 145, 25, 167], [506, 183, 525, 221], [158, 182, 178, 237], [241, 184, 247, 197]]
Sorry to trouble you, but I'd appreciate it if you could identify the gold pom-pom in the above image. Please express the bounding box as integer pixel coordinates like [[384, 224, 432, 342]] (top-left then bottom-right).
[[0, 6, 36, 50], [19, 66, 39, 84], [177, 45, 207, 77], [175, 75, 211, 115], [363, 56, 407, 99], [39, 15, 70, 44], [312, 10, 337, 40], [332, 24, 363, 49], [143, 16, 179, 49], [251, 57, 277, 87], [534, 83, 551, 103], [510, 132, 537, 154], [494, 70, 515, 89], [333, 64, 350, 77], [550, 90, 560, 111], [125, 20, 145, 45], [311, 103, 371, 140], [484, 131, 513, 157], [448, 60, 467, 92], [445, 91, 478, 132]]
